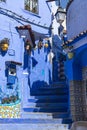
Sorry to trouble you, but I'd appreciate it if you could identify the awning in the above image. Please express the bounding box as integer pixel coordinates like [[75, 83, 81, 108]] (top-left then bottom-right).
[[33, 30, 49, 41], [16, 25, 49, 42], [16, 25, 36, 48], [5, 61, 22, 66]]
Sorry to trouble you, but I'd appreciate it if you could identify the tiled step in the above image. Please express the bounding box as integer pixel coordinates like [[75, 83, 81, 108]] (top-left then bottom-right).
[[21, 112, 70, 119], [28, 95, 68, 103], [23, 106, 68, 113]]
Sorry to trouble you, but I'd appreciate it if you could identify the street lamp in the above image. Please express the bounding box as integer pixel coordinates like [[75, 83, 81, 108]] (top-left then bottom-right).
[[67, 51, 74, 59], [55, 0, 66, 24]]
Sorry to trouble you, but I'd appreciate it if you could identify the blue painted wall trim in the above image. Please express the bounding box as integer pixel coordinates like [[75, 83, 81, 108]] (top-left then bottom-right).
[[65, 43, 87, 80]]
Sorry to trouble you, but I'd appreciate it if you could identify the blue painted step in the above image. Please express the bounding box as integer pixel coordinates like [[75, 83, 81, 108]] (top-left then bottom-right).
[[31, 82, 67, 89], [30, 89, 68, 96], [62, 118, 73, 124], [0, 123, 69, 130], [28, 95, 68, 103], [28, 95, 68, 100], [21, 112, 70, 119], [23, 106, 68, 113], [37, 85, 67, 89], [48, 81, 67, 87], [0, 118, 72, 127], [0, 118, 63, 124], [23, 102, 68, 108]]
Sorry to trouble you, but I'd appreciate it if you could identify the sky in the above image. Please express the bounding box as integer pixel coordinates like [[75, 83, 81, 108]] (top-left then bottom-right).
[[61, 0, 69, 8], [55, 0, 69, 8]]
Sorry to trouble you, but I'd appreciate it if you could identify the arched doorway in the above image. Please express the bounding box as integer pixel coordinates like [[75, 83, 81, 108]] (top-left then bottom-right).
[[70, 45, 87, 121]]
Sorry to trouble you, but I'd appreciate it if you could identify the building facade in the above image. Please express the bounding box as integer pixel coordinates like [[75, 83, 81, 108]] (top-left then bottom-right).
[[63, 0, 87, 122], [0, 1, 71, 130], [0, 0, 52, 118]]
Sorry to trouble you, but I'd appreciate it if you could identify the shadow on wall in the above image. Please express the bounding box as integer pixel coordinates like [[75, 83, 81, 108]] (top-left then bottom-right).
[[0, 50, 7, 56], [23, 52, 29, 69], [53, 35, 62, 48], [23, 52, 38, 70], [72, 45, 87, 80], [29, 80, 70, 120], [29, 66, 52, 96], [32, 57, 38, 68], [30, 80, 49, 95], [52, 56, 58, 82]]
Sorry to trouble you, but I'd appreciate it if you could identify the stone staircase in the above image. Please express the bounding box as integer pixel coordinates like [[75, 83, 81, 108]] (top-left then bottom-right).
[[21, 81, 72, 128], [0, 119, 69, 130]]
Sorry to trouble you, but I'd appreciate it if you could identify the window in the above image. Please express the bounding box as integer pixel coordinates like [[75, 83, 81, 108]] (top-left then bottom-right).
[[24, 0, 38, 14], [9, 68, 16, 76], [0, 0, 6, 2]]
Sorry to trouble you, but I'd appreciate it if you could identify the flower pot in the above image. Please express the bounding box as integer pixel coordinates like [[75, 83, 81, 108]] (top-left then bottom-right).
[[67, 52, 74, 59]]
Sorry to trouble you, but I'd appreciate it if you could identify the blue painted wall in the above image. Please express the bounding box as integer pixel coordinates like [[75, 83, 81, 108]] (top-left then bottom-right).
[[0, 0, 52, 102], [65, 41, 87, 81], [67, 0, 87, 40], [66, 0, 87, 81], [0, 0, 51, 35], [29, 43, 52, 95]]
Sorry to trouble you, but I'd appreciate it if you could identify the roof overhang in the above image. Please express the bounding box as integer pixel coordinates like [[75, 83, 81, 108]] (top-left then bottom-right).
[[16, 25, 49, 43], [33, 30, 49, 41], [5, 61, 22, 66], [16, 25, 36, 48]]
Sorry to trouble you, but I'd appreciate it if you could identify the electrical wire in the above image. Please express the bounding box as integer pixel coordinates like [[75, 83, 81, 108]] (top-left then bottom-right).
[[0, 7, 51, 29]]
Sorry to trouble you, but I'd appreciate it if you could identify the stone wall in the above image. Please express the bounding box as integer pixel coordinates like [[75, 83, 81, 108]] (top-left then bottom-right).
[[82, 66, 87, 80], [82, 66, 87, 106], [69, 80, 87, 121]]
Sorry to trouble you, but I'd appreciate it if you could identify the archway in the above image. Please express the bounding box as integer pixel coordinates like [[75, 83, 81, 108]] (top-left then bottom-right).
[[73, 45, 87, 80], [70, 44, 87, 121]]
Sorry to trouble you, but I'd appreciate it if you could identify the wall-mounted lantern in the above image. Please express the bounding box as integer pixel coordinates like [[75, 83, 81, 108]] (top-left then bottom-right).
[[55, 0, 66, 24], [55, 6, 66, 24], [44, 43, 48, 48], [38, 37, 43, 49], [25, 39, 32, 54], [0, 38, 9, 51], [67, 52, 74, 59]]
